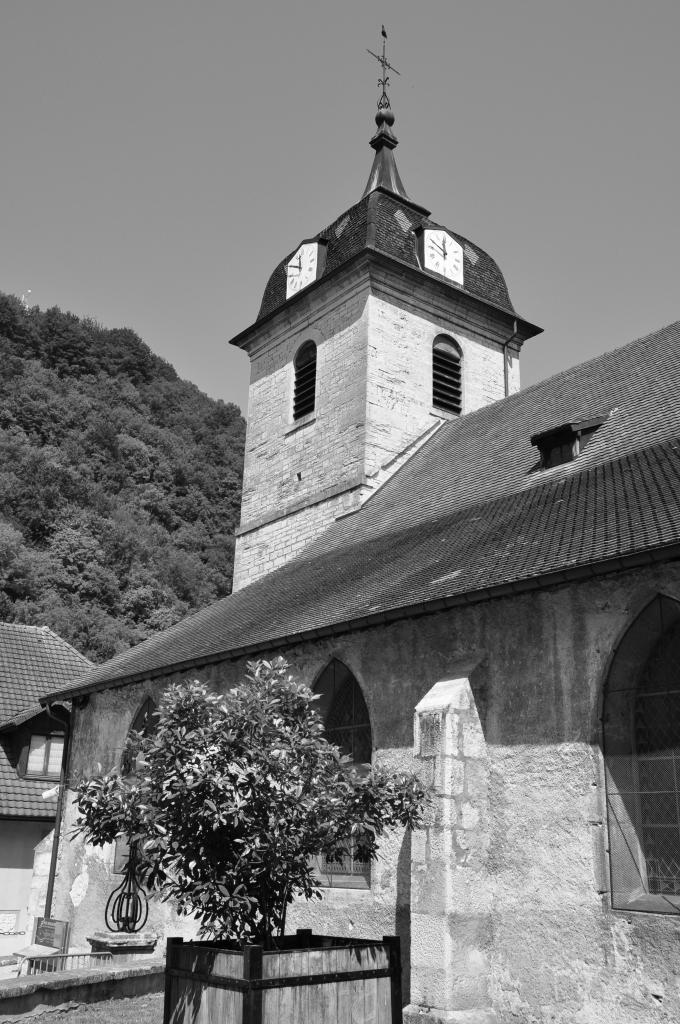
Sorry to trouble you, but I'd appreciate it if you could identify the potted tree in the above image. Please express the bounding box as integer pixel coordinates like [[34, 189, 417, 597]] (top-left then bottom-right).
[[75, 658, 425, 1024]]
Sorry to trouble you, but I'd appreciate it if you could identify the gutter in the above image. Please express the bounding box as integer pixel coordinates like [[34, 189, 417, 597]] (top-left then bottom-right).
[[503, 319, 520, 397], [42, 702, 70, 919], [40, 538, 680, 702]]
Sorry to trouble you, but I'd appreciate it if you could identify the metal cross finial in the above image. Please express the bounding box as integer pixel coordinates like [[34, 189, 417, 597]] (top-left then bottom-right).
[[367, 25, 400, 110]]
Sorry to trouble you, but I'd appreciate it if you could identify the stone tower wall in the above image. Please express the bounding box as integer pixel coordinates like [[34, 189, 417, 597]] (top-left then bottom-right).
[[233, 260, 522, 590]]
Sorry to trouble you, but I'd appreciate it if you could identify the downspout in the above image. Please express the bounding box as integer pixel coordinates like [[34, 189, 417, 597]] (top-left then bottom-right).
[[43, 702, 71, 919], [502, 318, 519, 397]]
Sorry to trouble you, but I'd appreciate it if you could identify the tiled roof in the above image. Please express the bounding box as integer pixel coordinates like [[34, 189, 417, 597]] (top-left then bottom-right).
[[0, 624, 92, 724], [0, 624, 92, 818], [0, 753, 58, 819], [44, 321, 680, 700], [256, 189, 516, 321]]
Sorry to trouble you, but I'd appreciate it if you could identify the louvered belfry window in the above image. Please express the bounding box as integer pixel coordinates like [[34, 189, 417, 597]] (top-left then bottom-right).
[[314, 660, 372, 887], [432, 336, 462, 415], [603, 595, 680, 913], [293, 340, 317, 420]]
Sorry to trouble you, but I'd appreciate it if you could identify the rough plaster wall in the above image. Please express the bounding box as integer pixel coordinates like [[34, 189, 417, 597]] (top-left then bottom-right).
[[55, 561, 680, 1020]]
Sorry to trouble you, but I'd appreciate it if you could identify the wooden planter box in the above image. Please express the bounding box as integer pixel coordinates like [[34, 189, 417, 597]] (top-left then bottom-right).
[[163, 929, 402, 1024]]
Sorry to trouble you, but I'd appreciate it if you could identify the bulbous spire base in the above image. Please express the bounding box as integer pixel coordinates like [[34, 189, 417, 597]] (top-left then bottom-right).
[[362, 110, 410, 201]]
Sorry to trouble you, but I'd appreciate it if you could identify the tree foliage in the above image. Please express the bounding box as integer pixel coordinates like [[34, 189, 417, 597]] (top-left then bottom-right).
[[0, 291, 245, 660], [74, 658, 426, 945]]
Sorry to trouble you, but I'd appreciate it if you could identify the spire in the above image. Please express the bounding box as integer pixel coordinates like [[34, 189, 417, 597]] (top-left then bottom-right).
[[362, 27, 411, 202]]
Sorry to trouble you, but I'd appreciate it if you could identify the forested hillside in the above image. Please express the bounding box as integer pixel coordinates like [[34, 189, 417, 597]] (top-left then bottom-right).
[[0, 292, 246, 662]]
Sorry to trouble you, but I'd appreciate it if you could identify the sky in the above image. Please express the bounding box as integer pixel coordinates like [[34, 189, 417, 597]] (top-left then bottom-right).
[[1, 1, 679, 416]]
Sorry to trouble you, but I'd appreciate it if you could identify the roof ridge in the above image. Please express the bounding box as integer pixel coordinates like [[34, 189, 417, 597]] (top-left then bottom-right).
[[516, 319, 680, 407], [37, 626, 95, 667]]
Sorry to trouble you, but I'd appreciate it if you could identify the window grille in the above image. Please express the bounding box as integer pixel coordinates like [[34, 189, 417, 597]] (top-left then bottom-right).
[[432, 336, 462, 415], [603, 595, 680, 913], [26, 734, 64, 778], [293, 341, 317, 420], [325, 677, 372, 765], [313, 660, 372, 888]]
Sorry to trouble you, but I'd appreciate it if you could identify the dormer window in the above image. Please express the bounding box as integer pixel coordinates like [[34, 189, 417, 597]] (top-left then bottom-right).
[[531, 415, 608, 469], [432, 336, 462, 415], [293, 341, 317, 420], [26, 733, 64, 778]]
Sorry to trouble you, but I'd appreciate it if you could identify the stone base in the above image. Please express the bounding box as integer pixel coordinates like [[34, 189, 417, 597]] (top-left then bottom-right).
[[403, 1005, 498, 1024], [87, 931, 158, 962]]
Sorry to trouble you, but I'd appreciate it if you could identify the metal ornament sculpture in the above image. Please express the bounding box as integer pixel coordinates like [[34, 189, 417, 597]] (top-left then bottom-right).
[[105, 841, 149, 933], [366, 25, 400, 110]]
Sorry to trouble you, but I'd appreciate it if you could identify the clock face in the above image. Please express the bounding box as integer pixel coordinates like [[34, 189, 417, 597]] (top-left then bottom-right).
[[286, 243, 319, 299], [422, 230, 464, 286]]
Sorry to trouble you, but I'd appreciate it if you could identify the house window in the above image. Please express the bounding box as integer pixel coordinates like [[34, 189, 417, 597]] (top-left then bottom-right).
[[603, 595, 680, 913], [121, 698, 157, 776], [314, 659, 372, 888], [293, 341, 317, 420], [432, 336, 462, 415], [26, 734, 64, 778]]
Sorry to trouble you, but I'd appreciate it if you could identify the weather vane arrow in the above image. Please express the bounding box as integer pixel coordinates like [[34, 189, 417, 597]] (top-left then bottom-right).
[[367, 25, 400, 110]]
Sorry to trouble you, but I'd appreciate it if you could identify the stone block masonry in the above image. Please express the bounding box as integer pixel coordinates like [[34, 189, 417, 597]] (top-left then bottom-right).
[[406, 675, 496, 1024], [234, 257, 521, 590]]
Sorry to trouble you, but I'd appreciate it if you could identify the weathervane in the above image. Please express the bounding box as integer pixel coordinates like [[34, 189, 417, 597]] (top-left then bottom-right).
[[367, 25, 400, 111]]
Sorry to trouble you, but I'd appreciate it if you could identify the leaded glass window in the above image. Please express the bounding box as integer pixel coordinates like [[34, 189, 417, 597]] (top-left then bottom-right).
[[634, 623, 680, 896], [121, 698, 157, 777], [604, 595, 680, 913], [314, 660, 372, 888]]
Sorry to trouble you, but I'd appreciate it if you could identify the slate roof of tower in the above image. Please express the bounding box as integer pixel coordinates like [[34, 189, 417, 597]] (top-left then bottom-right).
[[0, 624, 92, 817], [256, 189, 516, 321], [44, 321, 680, 700]]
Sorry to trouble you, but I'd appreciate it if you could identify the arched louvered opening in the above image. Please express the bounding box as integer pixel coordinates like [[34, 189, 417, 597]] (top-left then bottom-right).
[[120, 697, 157, 777], [293, 340, 317, 420], [314, 659, 372, 887], [432, 335, 462, 415], [603, 595, 680, 913]]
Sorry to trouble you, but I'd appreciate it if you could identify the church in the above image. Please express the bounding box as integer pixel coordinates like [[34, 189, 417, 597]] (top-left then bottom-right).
[[42, 66, 680, 1024]]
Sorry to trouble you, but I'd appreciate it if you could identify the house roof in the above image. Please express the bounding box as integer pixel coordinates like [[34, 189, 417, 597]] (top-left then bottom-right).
[[0, 624, 92, 818], [43, 320, 680, 701], [0, 624, 92, 724]]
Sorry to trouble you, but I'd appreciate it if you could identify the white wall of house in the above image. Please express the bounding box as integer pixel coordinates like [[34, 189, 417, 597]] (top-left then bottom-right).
[[0, 820, 51, 957]]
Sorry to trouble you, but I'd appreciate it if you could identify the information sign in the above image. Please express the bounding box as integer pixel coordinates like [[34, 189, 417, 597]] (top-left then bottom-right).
[[33, 917, 69, 952]]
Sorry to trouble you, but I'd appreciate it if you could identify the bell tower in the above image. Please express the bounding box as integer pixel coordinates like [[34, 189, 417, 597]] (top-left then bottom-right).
[[229, 42, 541, 591]]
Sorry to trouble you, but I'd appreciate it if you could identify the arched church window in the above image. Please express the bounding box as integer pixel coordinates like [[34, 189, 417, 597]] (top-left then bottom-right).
[[120, 697, 157, 777], [603, 595, 680, 914], [432, 335, 462, 415], [293, 340, 317, 420], [314, 659, 372, 888]]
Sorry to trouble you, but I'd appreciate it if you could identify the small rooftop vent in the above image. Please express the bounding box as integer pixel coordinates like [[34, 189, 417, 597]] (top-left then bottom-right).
[[531, 414, 609, 469]]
